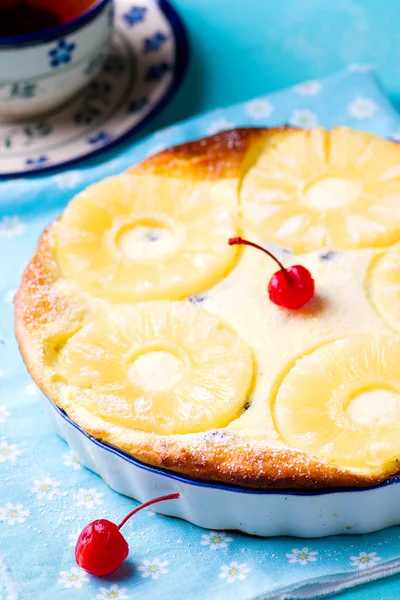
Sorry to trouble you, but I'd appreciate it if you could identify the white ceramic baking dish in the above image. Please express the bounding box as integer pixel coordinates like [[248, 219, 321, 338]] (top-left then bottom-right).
[[40, 392, 400, 538]]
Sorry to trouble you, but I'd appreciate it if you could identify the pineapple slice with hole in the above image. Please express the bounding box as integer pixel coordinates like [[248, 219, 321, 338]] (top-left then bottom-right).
[[241, 127, 400, 252], [52, 301, 253, 435], [274, 335, 400, 469], [55, 174, 238, 303], [369, 250, 400, 332]]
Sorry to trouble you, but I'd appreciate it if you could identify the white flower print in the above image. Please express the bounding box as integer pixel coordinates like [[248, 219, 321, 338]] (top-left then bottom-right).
[[0, 439, 20, 464], [74, 487, 104, 509], [350, 551, 382, 570], [137, 558, 168, 580], [289, 109, 318, 128], [201, 531, 233, 550], [0, 406, 11, 423], [206, 118, 235, 135], [54, 171, 82, 189], [68, 527, 82, 547], [219, 562, 250, 584], [0, 503, 30, 525], [3, 289, 16, 304], [245, 99, 274, 119], [348, 63, 373, 73], [348, 97, 377, 119], [294, 80, 321, 96], [30, 477, 61, 500], [286, 547, 318, 565], [25, 383, 38, 395], [0, 216, 25, 238], [96, 584, 128, 600], [58, 567, 88, 589], [62, 451, 81, 470], [145, 143, 167, 158]]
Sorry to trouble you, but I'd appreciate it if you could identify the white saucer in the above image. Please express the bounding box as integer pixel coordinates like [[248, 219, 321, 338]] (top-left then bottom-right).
[[0, 0, 188, 178]]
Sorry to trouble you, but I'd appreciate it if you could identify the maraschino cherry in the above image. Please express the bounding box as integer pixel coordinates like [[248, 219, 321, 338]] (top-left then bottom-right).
[[228, 236, 315, 309], [75, 493, 180, 576]]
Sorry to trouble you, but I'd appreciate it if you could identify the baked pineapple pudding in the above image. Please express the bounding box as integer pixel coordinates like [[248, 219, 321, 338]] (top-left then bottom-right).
[[15, 127, 400, 488]]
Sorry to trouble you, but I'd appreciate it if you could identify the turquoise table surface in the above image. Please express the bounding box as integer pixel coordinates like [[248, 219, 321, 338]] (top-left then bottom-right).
[[160, 0, 400, 128], [6, 2, 400, 598]]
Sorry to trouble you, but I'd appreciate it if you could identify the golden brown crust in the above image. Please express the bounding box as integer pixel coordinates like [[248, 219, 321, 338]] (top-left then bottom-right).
[[15, 227, 88, 392], [127, 127, 286, 180], [14, 127, 400, 489], [126, 439, 398, 489]]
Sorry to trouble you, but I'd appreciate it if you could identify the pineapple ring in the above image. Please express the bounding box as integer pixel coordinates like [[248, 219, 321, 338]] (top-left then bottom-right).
[[274, 335, 400, 469], [242, 127, 400, 252], [52, 301, 253, 436], [55, 174, 238, 303], [369, 249, 400, 333]]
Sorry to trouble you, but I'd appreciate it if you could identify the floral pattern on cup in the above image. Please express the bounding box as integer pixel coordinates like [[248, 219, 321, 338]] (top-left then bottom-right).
[[0, 0, 112, 122], [48, 39, 77, 68]]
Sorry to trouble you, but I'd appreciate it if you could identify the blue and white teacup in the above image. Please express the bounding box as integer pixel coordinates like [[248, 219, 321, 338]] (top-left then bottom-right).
[[0, 0, 113, 121]]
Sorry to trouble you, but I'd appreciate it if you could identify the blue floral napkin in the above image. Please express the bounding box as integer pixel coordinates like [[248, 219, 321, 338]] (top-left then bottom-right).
[[2, 68, 400, 600]]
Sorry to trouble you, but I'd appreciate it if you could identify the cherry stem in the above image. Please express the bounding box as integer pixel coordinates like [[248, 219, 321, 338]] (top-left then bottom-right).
[[228, 237, 292, 283], [117, 493, 180, 530]]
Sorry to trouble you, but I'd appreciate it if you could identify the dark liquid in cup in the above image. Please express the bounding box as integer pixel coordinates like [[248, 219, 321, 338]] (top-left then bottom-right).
[[0, 1, 61, 35], [0, 0, 98, 36]]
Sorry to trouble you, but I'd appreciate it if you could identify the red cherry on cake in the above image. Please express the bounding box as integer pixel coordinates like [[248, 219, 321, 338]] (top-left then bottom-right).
[[228, 237, 315, 309], [267, 264, 315, 309], [75, 493, 180, 576]]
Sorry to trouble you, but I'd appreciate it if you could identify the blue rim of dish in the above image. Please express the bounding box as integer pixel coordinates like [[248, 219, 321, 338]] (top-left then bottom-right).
[[0, 0, 111, 48], [0, 0, 189, 180], [42, 392, 400, 497]]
